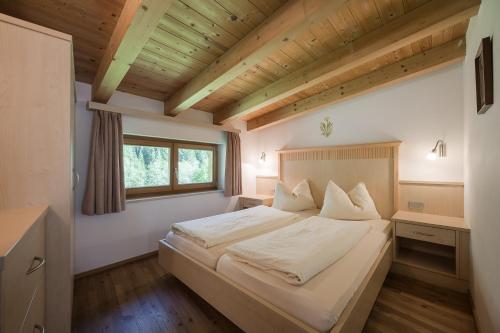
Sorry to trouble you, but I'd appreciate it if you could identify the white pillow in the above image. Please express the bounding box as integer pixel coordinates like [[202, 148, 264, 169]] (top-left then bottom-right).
[[319, 181, 381, 220], [272, 180, 317, 212]]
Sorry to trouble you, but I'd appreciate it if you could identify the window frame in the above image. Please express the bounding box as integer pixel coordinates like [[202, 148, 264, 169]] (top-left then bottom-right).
[[123, 135, 218, 199], [173, 142, 218, 191]]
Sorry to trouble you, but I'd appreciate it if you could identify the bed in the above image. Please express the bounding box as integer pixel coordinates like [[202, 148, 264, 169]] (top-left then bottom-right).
[[159, 141, 400, 333], [217, 219, 391, 332], [165, 208, 320, 269]]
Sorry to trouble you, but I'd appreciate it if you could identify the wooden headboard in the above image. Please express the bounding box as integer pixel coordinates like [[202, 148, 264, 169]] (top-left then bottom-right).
[[277, 141, 400, 219]]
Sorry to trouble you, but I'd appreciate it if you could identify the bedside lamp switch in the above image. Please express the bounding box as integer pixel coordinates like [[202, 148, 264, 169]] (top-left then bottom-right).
[[408, 201, 424, 211]]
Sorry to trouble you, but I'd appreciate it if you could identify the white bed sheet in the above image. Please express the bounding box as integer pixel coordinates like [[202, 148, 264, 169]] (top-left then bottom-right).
[[165, 208, 321, 269], [216, 225, 389, 332]]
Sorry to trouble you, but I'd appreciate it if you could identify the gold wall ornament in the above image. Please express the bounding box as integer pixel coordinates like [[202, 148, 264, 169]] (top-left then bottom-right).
[[320, 117, 333, 137]]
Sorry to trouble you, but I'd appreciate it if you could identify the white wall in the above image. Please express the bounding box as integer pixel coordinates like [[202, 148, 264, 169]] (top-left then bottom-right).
[[74, 82, 238, 274], [238, 64, 465, 190], [463, 0, 500, 331]]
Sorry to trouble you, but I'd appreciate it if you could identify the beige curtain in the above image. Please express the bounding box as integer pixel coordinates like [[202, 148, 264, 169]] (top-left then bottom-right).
[[224, 131, 242, 197], [82, 111, 126, 215]]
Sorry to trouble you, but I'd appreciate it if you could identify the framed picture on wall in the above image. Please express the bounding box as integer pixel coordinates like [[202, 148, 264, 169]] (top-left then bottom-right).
[[475, 36, 494, 114]]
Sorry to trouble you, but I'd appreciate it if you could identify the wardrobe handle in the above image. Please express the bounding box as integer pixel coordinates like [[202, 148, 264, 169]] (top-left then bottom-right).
[[73, 170, 80, 190], [26, 256, 45, 275], [34, 324, 46, 333]]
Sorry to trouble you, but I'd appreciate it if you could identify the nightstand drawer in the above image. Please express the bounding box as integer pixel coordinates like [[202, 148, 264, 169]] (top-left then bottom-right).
[[396, 222, 455, 246]]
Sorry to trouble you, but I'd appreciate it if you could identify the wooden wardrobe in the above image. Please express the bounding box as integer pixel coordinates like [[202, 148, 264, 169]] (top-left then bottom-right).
[[0, 13, 75, 333]]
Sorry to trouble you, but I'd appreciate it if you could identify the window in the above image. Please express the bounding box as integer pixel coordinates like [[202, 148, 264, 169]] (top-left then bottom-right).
[[123, 135, 218, 198]]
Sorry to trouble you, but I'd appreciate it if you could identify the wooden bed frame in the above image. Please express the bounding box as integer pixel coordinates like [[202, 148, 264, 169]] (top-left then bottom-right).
[[159, 141, 400, 333]]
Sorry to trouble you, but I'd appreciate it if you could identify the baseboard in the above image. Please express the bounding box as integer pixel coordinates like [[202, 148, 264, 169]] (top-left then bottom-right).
[[470, 292, 487, 333], [74, 250, 158, 280]]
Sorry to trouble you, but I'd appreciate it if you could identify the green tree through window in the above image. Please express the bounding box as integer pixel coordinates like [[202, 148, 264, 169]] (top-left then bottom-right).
[[177, 148, 213, 184], [123, 145, 170, 188]]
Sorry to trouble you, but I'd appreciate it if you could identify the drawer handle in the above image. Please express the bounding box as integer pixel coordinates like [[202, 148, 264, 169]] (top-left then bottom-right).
[[27, 256, 45, 275], [412, 231, 434, 237], [34, 324, 46, 333]]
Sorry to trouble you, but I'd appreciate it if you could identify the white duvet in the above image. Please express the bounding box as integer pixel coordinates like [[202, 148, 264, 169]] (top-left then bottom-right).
[[171, 205, 299, 248], [225, 216, 371, 285]]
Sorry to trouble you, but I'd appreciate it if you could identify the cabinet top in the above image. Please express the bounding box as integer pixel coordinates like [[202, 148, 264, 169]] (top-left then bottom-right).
[[0, 13, 72, 42], [0, 205, 48, 270], [392, 210, 470, 231]]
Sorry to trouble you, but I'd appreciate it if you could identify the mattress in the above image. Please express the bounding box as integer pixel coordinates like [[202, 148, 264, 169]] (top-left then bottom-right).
[[165, 208, 321, 269], [216, 224, 389, 332]]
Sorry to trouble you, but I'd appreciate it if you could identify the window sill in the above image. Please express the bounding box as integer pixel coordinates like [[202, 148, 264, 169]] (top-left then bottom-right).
[[126, 189, 224, 203]]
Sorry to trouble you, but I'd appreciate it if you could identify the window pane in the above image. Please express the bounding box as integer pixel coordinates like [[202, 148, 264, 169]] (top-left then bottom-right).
[[123, 145, 170, 188], [177, 148, 213, 184]]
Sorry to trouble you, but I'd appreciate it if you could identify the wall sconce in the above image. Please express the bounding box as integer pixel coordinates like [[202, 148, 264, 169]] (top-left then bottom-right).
[[259, 152, 266, 165], [426, 139, 446, 160]]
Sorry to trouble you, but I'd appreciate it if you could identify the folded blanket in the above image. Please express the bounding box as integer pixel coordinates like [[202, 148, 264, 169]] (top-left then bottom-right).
[[226, 216, 371, 285], [171, 205, 299, 248]]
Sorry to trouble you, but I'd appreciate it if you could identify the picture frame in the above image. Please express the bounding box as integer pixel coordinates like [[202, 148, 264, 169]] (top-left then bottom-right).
[[475, 37, 494, 114]]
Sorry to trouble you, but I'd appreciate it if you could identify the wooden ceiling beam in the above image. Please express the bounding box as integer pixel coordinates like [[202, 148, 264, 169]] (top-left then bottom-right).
[[92, 0, 174, 103], [247, 37, 465, 131], [163, 0, 350, 116], [214, 0, 480, 124]]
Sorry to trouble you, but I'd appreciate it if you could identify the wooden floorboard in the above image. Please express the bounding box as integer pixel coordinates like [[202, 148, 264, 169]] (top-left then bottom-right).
[[72, 256, 476, 333]]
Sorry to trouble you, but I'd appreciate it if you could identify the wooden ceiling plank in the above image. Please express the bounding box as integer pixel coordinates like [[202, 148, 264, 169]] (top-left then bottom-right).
[[168, 0, 240, 49], [164, 0, 351, 116], [118, 79, 167, 101], [247, 37, 465, 131], [139, 48, 201, 76], [121, 72, 175, 92], [214, 0, 479, 124], [348, 0, 384, 32], [308, 18, 345, 51], [215, 0, 268, 31], [328, 5, 365, 43], [255, 60, 287, 81], [133, 57, 190, 82], [213, 84, 248, 101], [402, 0, 430, 12], [238, 67, 274, 87], [228, 76, 265, 94], [92, 0, 175, 102], [158, 14, 227, 56], [280, 41, 317, 65], [127, 64, 185, 88], [144, 39, 208, 70], [373, 0, 405, 23], [150, 27, 218, 64], [267, 51, 302, 74], [247, 0, 287, 16], [180, 0, 251, 39], [293, 30, 333, 59]]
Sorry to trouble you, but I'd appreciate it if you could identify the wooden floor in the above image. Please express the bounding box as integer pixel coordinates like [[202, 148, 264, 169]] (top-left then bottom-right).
[[72, 255, 476, 333]]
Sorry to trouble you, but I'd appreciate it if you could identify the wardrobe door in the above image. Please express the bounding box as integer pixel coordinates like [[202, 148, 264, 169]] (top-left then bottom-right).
[[0, 14, 74, 333]]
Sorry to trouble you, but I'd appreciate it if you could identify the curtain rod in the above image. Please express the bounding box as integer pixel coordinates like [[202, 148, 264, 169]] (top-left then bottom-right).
[[87, 101, 241, 134]]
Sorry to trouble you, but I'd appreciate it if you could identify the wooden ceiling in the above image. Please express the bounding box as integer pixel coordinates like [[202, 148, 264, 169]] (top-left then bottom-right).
[[0, 0, 480, 131]]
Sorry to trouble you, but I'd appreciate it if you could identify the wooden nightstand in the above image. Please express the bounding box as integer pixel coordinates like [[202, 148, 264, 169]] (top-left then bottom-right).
[[391, 210, 471, 292], [239, 194, 274, 209]]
